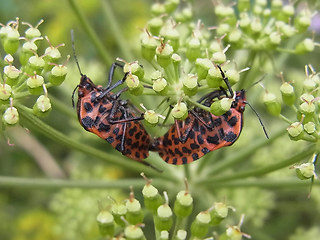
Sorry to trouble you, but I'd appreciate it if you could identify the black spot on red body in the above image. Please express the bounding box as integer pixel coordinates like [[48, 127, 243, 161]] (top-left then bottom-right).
[[76, 74, 151, 162], [152, 90, 246, 165]]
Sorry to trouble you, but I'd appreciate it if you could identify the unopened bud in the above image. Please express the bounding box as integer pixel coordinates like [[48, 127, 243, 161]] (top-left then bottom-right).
[[210, 97, 233, 116], [296, 163, 315, 180], [172, 102, 188, 120], [174, 190, 193, 218], [3, 107, 19, 125], [97, 211, 115, 237], [263, 92, 281, 116], [0, 83, 12, 101]]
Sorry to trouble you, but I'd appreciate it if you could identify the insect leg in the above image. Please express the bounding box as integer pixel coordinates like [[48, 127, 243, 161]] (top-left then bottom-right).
[[107, 62, 124, 88]]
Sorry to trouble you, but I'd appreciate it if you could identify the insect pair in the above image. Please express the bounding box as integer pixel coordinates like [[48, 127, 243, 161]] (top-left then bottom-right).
[[73, 56, 261, 166]]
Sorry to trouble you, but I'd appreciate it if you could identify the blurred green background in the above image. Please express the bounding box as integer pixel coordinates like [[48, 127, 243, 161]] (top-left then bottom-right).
[[0, 0, 320, 239]]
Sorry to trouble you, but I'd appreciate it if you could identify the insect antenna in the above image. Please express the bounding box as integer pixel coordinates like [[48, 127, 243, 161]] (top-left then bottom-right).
[[70, 29, 83, 76], [245, 100, 269, 139]]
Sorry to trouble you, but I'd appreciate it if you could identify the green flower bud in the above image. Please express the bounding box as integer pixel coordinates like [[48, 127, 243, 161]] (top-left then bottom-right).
[[280, 24, 296, 38], [126, 74, 140, 89], [228, 29, 242, 46], [186, 37, 201, 62], [27, 74, 44, 95], [182, 74, 198, 96], [216, 23, 231, 36], [226, 69, 240, 86], [111, 203, 127, 227], [148, 17, 163, 36], [191, 211, 211, 238], [3, 107, 19, 125], [33, 95, 52, 117], [304, 122, 316, 135], [172, 53, 181, 65], [20, 40, 39, 65], [153, 77, 168, 95], [210, 202, 229, 226], [263, 92, 281, 116], [210, 98, 233, 116], [160, 231, 169, 240], [27, 55, 45, 75], [211, 51, 227, 65], [182, 7, 193, 21], [3, 28, 20, 54], [151, 70, 162, 81], [126, 198, 144, 225], [206, 67, 223, 88], [44, 45, 63, 71], [225, 225, 243, 240], [141, 35, 158, 61], [268, 32, 281, 47], [172, 102, 188, 120], [280, 82, 295, 106], [124, 225, 145, 240], [295, 11, 311, 32], [164, 0, 179, 13], [263, 8, 271, 17], [253, 5, 263, 16], [303, 78, 317, 92], [156, 43, 173, 67], [162, 27, 180, 51], [151, 3, 166, 16], [300, 93, 314, 103], [124, 62, 144, 80], [237, 0, 250, 12], [282, 4, 295, 17], [195, 58, 214, 80], [250, 18, 263, 36], [142, 182, 163, 212], [0, 83, 12, 101], [271, 0, 283, 18], [209, 40, 222, 53], [144, 110, 159, 127], [296, 163, 315, 180], [239, 12, 250, 29], [129, 83, 144, 96], [295, 38, 315, 54], [3, 65, 20, 86], [287, 122, 304, 140], [299, 101, 315, 116], [49, 64, 67, 86], [174, 190, 193, 218], [97, 210, 115, 237], [23, 20, 43, 39], [174, 230, 187, 240], [155, 204, 173, 231]]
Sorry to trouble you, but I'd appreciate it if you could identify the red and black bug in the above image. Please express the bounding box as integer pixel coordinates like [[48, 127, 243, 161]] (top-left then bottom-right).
[[72, 63, 151, 161], [71, 33, 151, 162], [151, 66, 267, 165]]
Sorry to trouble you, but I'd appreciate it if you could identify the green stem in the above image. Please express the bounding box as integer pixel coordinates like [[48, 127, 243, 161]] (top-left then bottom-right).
[[101, 0, 134, 61], [279, 114, 292, 124], [0, 176, 147, 189], [185, 96, 210, 112], [67, 0, 112, 66], [199, 128, 287, 176], [16, 103, 177, 181], [171, 216, 183, 240], [198, 145, 316, 185], [202, 178, 320, 189]]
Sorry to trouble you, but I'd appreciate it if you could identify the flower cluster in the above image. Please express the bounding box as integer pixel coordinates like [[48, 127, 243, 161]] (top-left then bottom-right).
[[96, 174, 247, 240], [0, 18, 68, 126], [214, 0, 316, 54], [263, 65, 319, 180], [119, 0, 249, 127]]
